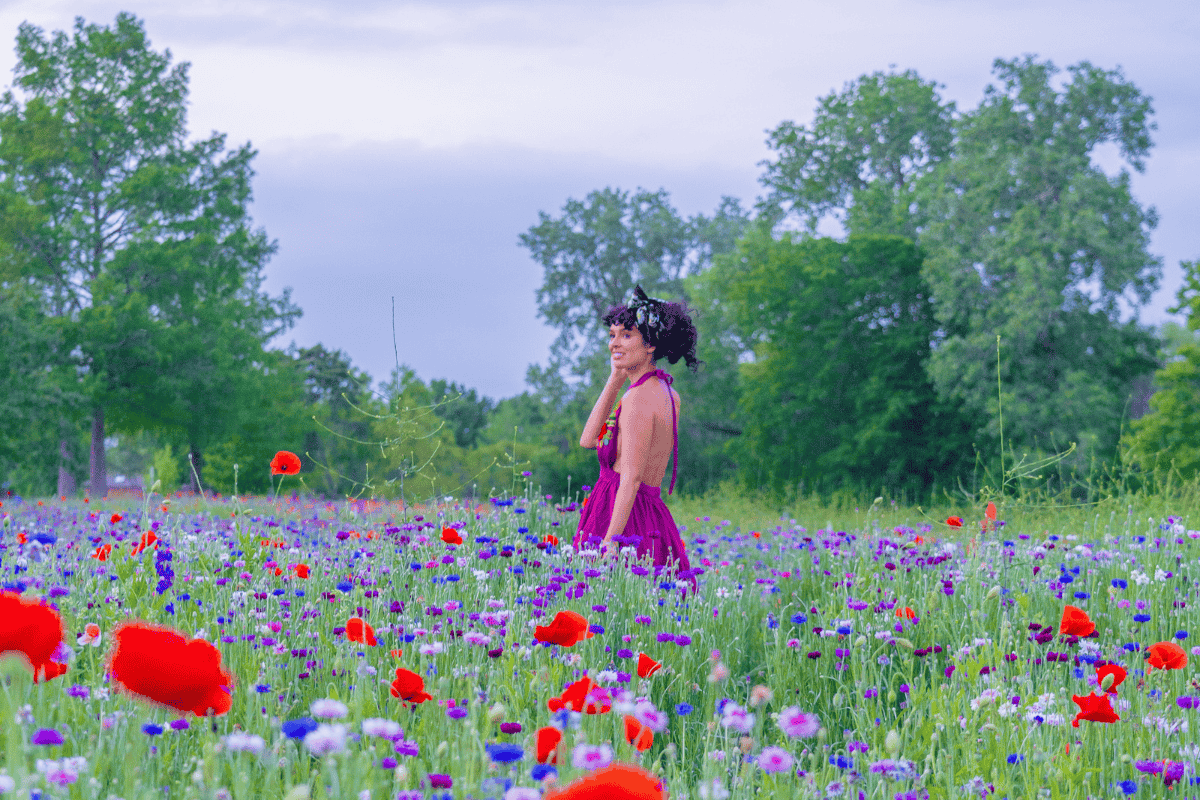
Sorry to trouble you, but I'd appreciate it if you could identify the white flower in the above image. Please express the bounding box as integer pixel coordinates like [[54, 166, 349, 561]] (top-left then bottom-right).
[[698, 778, 730, 800], [0, 774, 15, 794], [504, 789, 542, 800], [1155, 568, 1169, 581], [571, 743, 614, 770], [361, 718, 402, 740], [224, 732, 265, 755], [310, 699, 348, 719], [35, 757, 87, 787], [1131, 570, 1150, 586], [303, 724, 347, 756], [356, 661, 377, 678], [594, 670, 619, 684], [418, 642, 444, 656]]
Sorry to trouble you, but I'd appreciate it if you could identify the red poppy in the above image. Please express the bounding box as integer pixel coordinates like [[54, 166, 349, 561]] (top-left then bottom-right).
[[108, 621, 233, 716], [389, 648, 404, 658], [110, 513, 123, 524], [1071, 692, 1119, 727], [985, 502, 996, 521], [894, 606, 916, 620], [292, 563, 310, 579], [440, 527, 462, 545], [636, 653, 662, 678], [535, 611, 594, 648], [0, 591, 68, 683], [912, 535, 924, 545], [1096, 663, 1126, 694], [389, 667, 432, 704], [546, 763, 666, 800], [946, 516, 963, 527], [269, 451, 302, 476], [1146, 641, 1188, 671], [535, 726, 562, 763], [1059, 605, 1095, 637], [548, 677, 593, 713], [131, 531, 158, 556], [346, 617, 377, 646], [543, 534, 559, 546], [90, 544, 113, 562], [623, 715, 654, 751], [17, 532, 26, 544]]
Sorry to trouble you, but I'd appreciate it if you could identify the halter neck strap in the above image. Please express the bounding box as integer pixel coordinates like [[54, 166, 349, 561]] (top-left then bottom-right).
[[628, 369, 678, 495]]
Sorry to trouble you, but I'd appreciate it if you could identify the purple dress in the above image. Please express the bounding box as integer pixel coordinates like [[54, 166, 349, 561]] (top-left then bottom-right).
[[574, 369, 694, 589]]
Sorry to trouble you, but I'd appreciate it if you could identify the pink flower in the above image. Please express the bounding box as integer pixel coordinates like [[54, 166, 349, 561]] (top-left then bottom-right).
[[720, 703, 755, 733], [633, 701, 668, 732], [570, 743, 614, 770], [757, 746, 795, 774], [777, 706, 821, 738]]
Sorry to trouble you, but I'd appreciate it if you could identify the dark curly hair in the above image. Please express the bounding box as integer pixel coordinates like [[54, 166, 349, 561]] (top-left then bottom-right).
[[603, 293, 701, 373]]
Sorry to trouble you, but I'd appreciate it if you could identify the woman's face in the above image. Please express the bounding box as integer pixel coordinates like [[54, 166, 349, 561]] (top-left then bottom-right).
[[609, 323, 654, 367]]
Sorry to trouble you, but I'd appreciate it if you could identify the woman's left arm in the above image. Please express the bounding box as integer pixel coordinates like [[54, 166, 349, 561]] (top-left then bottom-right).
[[601, 390, 653, 549]]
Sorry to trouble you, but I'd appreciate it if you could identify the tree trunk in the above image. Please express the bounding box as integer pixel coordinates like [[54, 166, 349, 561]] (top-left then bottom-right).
[[88, 406, 106, 498], [57, 439, 77, 497], [188, 444, 204, 494]]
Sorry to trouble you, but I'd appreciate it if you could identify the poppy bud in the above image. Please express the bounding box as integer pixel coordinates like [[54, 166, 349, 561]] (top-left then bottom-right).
[[394, 764, 408, 783], [487, 702, 506, 724], [903, 541, 918, 550], [854, 635, 866, 647], [1100, 672, 1116, 692], [894, 637, 914, 650], [888, 690, 897, 702], [816, 727, 827, 743], [436, 741, 448, 756], [986, 586, 1001, 600], [885, 729, 901, 757]]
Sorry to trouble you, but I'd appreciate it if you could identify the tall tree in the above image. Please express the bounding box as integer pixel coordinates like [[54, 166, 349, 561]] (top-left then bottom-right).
[[917, 57, 1160, 470], [760, 69, 955, 238], [701, 230, 972, 497], [0, 13, 297, 496]]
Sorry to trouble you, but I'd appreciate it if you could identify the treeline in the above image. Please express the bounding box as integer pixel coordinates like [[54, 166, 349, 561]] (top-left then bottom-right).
[[1, 14, 1196, 502]]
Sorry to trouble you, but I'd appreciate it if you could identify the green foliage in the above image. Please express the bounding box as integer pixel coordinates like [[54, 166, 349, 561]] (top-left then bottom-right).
[[1125, 259, 1200, 480], [0, 12, 298, 493], [702, 231, 973, 498], [917, 57, 1160, 476], [761, 69, 955, 238]]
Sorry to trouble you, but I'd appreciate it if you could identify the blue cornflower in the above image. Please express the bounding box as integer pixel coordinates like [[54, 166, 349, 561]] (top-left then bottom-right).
[[1060, 574, 1074, 584], [484, 743, 524, 763], [675, 703, 694, 716], [829, 755, 854, 769], [142, 723, 164, 736], [1112, 579, 1128, 590], [1176, 630, 1189, 640], [1133, 614, 1151, 623], [336, 580, 354, 592], [531, 764, 557, 781], [1006, 753, 1024, 764], [791, 613, 808, 625], [1073, 592, 1090, 600], [282, 717, 319, 739], [1119, 780, 1138, 795]]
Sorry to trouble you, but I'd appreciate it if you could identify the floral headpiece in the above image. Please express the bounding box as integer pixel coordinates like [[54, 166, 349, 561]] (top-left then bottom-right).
[[626, 285, 666, 330]]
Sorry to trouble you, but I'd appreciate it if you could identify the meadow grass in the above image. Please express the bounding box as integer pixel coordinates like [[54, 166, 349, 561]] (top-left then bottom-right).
[[1, 480, 1199, 800]]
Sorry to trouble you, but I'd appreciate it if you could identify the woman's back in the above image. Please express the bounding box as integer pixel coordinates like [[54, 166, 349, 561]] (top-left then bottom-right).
[[611, 375, 681, 489]]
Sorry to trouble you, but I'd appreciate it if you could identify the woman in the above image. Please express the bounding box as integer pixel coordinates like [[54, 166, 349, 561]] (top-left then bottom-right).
[[574, 286, 699, 587]]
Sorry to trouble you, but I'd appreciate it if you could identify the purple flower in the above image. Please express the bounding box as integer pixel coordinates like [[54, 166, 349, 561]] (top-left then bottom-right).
[[428, 774, 452, 789], [500, 722, 523, 734], [446, 706, 468, 719], [32, 728, 64, 746]]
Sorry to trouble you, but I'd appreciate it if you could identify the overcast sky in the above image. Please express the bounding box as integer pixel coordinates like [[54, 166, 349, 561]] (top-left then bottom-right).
[[2, 0, 1197, 399]]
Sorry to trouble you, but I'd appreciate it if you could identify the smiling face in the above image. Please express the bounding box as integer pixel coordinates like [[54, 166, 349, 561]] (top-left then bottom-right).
[[609, 323, 655, 369]]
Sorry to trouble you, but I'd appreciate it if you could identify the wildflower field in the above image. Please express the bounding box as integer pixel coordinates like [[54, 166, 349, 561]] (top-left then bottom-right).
[[2, 482, 1200, 800]]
